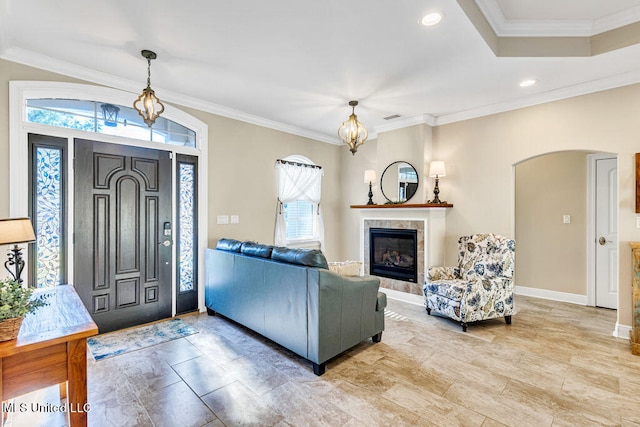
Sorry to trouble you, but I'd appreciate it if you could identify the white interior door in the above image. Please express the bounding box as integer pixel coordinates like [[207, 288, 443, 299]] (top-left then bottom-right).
[[595, 157, 618, 309]]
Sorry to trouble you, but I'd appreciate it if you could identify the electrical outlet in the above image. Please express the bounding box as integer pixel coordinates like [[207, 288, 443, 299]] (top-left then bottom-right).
[[216, 215, 229, 225], [231, 215, 240, 224], [563, 215, 571, 224]]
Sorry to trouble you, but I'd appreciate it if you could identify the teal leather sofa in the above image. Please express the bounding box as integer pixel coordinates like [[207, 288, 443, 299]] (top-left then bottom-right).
[[204, 239, 386, 375]]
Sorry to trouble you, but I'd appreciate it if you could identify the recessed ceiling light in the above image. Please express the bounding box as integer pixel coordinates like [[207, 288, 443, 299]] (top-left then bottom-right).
[[519, 79, 537, 87], [421, 12, 444, 27]]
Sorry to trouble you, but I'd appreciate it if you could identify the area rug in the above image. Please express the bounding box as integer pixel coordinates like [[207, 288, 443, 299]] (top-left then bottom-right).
[[87, 318, 199, 361]]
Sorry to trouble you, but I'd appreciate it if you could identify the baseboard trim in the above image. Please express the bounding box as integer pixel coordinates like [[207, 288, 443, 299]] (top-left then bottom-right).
[[382, 288, 424, 306], [614, 322, 632, 340], [515, 286, 588, 305]]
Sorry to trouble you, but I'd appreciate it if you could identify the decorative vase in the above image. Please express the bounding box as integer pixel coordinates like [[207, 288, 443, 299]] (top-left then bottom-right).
[[0, 316, 24, 341]]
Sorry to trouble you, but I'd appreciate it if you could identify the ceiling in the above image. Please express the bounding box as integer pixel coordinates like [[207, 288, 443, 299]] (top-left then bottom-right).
[[1, 0, 640, 144]]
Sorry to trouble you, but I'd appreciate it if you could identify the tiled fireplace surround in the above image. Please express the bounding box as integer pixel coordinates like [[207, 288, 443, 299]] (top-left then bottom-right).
[[357, 207, 448, 296]]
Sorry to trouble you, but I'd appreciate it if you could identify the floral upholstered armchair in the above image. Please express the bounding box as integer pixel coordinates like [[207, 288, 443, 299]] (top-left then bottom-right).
[[423, 234, 515, 331]]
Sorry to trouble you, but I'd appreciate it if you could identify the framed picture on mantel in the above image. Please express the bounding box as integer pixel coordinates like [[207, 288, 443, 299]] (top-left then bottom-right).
[[637, 153, 640, 213]]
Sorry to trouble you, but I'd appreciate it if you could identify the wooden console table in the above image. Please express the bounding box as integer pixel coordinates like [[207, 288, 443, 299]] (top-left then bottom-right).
[[0, 284, 98, 426]]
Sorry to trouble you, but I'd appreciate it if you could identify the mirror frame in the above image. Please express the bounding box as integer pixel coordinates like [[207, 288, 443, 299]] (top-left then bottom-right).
[[380, 161, 419, 203]]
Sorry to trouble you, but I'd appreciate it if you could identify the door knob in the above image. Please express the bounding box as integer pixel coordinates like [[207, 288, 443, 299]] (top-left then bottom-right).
[[598, 237, 609, 246]]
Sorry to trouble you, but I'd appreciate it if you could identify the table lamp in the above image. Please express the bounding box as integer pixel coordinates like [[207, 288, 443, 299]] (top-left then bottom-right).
[[428, 161, 447, 204], [0, 218, 36, 283], [364, 170, 377, 205]]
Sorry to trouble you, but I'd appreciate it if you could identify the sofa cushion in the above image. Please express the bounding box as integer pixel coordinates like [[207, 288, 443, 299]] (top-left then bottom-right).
[[271, 247, 329, 269], [216, 238, 243, 252], [240, 242, 274, 258]]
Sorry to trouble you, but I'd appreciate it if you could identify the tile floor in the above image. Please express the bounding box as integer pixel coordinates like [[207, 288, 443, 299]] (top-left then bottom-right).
[[5, 294, 640, 426]]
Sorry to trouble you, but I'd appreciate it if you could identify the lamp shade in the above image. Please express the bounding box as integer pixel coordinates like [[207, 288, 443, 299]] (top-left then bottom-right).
[[429, 161, 446, 177], [0, 218, 36, 245], [364, 169, 377, 183]]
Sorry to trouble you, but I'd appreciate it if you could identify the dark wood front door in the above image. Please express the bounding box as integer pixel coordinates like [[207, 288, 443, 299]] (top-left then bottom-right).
[[74, 139, 172, 333]]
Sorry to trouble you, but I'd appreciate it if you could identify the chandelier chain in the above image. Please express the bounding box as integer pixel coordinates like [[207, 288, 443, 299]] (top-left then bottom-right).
[[147, 58, 152, 88]]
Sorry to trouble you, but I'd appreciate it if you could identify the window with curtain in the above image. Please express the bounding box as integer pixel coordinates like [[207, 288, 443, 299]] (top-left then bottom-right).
[[274, 156, 324, 249]]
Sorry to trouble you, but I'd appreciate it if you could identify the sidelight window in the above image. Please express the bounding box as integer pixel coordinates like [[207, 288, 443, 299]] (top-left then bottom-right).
[[29, 135, 67, 288], [177, 156, 197, 293]]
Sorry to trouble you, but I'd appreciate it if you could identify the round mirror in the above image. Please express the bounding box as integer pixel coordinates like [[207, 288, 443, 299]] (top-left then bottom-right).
[[380, 161, 419, 203]]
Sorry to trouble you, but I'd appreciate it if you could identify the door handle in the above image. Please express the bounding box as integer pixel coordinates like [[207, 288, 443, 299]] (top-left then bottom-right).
[[598, 237, 612, 246], [159, 240, 172, 247]]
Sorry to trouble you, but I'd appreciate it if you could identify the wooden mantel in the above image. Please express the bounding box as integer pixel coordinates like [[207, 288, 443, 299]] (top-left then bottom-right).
[[350, 203, 453, 209]]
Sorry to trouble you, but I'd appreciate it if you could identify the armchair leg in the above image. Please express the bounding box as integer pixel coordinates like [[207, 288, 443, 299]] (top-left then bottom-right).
[[461, 322, 468, 332], [505, 315, 512, 325], [426, 307, 431, 315], [372, 332, 382, 343]]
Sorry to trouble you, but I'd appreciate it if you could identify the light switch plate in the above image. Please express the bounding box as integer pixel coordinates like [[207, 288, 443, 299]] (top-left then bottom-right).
[[217, 215, 229, 224], [231, 215, 239, 224], [636, 216, 640, 229], [563, 215, 571, 224]]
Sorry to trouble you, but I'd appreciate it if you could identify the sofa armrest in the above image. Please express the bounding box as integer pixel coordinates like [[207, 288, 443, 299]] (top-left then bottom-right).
[[376, 291, 387, 312], [308, 271, 382, 364], [427, 266, 459, 281]]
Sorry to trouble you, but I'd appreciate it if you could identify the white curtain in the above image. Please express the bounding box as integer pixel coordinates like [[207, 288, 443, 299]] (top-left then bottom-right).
[[274, 161, 325, 250]]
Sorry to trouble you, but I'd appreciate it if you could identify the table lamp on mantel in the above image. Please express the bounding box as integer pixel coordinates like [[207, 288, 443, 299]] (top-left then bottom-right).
[[0, 217, 36, 284], [364, 170, 377, 205], [428, 161, 447, 204]]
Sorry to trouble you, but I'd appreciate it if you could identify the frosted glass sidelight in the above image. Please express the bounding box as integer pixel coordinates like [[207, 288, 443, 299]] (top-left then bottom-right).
[[178, 163, 195, 292], [35, 147, 63, 287]]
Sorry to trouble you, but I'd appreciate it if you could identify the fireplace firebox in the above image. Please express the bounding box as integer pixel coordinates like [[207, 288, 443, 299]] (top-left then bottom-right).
[[369, 228, 418, 282]]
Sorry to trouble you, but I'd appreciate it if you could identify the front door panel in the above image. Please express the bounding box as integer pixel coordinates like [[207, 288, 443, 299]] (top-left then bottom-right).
[[74, 139, 172, 332]]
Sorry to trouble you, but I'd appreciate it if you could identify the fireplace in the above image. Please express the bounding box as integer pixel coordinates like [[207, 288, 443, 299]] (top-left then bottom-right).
[[369, 228, 418, 282]]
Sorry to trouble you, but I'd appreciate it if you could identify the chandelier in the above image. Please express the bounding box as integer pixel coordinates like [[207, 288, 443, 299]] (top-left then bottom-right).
[[338, 100, 368, 155], [133, 49, 165, 127]]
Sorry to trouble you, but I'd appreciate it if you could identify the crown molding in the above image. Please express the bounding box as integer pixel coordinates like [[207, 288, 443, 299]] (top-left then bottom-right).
[[475, 0, 640, 37], [434, 69, 640, 126], [0, 47, 340, 145], [3, 46, 639, 143], [374, 113, 436, 134], [593, 5, 640, 35]]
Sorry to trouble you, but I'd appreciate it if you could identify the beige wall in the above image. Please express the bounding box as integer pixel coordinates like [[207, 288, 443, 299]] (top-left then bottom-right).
[[515, 151, 589, 295], [178, 105, 344, 260], [0, 59, 344, 263], [339, 138, 378, 261], [433, 84, 640, 327], [340, 84, 640, 328]]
